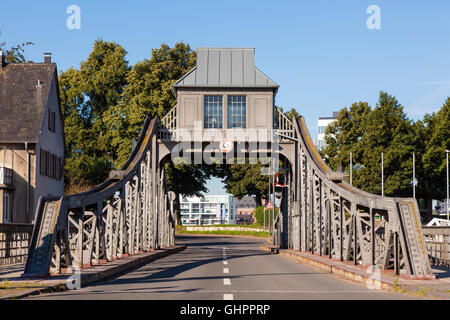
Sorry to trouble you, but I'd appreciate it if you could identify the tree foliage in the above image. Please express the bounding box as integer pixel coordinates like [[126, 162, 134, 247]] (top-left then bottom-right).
[[104, 42, 196, 168], [321, 92, 450, 205], [0, 39, 34, 63], [59, 40, 130, 191]]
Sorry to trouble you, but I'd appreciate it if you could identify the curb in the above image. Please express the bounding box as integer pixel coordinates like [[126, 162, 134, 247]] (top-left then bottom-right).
[[3, 245, 186, 300], [261, 246, 450, 299], [261, 245, 397, 292]]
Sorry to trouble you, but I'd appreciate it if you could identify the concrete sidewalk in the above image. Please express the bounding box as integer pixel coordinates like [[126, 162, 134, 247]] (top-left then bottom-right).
[[0, 245, 186, 300], [262, 245, 450, 299]]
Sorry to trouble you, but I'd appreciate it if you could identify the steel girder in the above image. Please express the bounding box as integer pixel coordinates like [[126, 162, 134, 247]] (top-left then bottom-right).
[[23, 119, 176, 277], [274, 118, 433, 277]]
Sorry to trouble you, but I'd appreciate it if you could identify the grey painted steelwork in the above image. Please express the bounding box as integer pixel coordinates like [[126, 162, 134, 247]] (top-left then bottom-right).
[[272, 116, 433, 277], [23, 47, 433, 278], [0, 223, 33, 265], [23, 111, 434, 277], [23, 119, 175, 277], [422, 226, 450, 267]]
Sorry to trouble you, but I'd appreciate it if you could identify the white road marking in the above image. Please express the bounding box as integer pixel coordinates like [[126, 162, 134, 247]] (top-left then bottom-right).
[[223, 261, 228, 265], [224, 278, 231, 285], [223, 268, 229, 273], [223, 294, 234, 300]]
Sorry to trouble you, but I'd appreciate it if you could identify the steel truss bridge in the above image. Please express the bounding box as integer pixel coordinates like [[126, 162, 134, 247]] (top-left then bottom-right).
[[23, 109, 433, 278]]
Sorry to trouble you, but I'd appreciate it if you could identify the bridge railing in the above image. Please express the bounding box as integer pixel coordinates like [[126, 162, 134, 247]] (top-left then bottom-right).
[[0, 223, 33, 265], [23, 118, 176, 277], [422, 226, 450, 267], [275, 107, 296, 141], [159, 104, 177, 140]]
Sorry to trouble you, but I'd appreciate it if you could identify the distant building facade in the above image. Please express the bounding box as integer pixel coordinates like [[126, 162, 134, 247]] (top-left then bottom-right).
[[236, 196, 256, 225], [180, 194, 237, 225], [317, 111, 339, 149], [0, 51, 65, 223]]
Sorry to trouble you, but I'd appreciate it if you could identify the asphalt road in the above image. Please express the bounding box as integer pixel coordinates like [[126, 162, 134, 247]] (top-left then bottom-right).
[[26, 235, 420, 300]]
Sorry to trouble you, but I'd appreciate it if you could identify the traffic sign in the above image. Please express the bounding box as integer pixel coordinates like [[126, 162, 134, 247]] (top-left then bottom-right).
[[265, 201, 274, 210]]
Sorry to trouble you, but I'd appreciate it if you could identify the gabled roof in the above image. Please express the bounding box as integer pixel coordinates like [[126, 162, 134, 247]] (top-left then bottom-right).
[[0, 62, 58, 143], [172, 48, 279, 94]]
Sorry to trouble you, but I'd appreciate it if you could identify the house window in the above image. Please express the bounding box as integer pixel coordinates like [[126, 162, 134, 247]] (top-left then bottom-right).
[[3, 192, 11, 223], [204, 95, 223, 128], [40, 148, 62, 180], [228, 95, 246, 128], [48, 110, 56, 133]]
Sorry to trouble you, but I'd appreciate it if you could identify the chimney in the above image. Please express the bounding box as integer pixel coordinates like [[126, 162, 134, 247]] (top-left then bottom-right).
[[0, 49, 5, 68], [44, 52, 52, 63]]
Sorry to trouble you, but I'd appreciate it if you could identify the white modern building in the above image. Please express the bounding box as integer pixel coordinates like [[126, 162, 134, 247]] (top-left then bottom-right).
[[180, 194, 237, 225], [317, 111, 339, 150]]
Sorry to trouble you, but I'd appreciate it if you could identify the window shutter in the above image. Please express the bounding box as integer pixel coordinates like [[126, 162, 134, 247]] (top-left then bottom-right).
[[48, 110, 56, 132], [46, 151, 50, 177], [40, 149, 45, 175], [55, 156, 60, 180], [60, 157, 64, 180]]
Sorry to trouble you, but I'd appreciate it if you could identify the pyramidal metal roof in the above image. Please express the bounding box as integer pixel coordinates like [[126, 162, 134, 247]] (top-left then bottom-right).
[[172, 48, 279, 93]]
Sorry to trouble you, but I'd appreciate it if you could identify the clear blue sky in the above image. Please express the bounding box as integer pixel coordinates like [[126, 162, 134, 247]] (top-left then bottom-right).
[[1, 1, 449, 194]]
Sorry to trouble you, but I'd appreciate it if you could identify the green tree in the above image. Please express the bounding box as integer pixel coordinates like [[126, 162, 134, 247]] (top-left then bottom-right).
[[321, 101, 371, 175], [420, 98, 450, 201], [59, 40, 129, 192], [322, 92, 416, 197], [104, 42, 196, 167], [222, 160, 277, 206], [0, 40, 34, 63], [284, 107, 301, 120], [165, 162, 212, 225]]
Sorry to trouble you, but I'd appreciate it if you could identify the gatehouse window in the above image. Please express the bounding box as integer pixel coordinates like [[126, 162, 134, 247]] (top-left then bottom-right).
[[227, 95, 246, 128], [204, 95, 223, 128]]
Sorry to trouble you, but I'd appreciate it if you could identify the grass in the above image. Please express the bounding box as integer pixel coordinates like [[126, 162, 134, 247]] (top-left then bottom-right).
[[181, 224, 265, 229], [176, 225, 269, 238], [393, 276, 433, 297], [0, 279, 46, 290]]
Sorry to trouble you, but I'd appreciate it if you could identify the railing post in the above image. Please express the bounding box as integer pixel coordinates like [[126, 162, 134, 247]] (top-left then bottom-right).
[[319, 180, 323, 256], [328, 200, 332, 259], [340, 197, 343, 262], [5, 225, 11, 260], [444, 234, 449, 260], [394, 232, 399, 275], [353, 215, 357, 265], [370, 208, 375, 266]]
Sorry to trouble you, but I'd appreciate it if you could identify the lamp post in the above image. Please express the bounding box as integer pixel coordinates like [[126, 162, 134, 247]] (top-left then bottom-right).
[[413, 152, 415, 199], [350, 151, 353, 186], [446, 150, 449, 221], [381, 152, 384, 197]]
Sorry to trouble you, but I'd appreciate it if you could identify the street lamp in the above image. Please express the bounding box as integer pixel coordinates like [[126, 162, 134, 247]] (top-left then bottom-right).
[[350, 151, 353, 186], [413, 152, 415, 199], [381, 152, 384, 197], [446, 150, 449, 221]]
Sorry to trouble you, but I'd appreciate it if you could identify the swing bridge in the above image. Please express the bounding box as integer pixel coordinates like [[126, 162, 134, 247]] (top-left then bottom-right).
[[22, 47, 433, 279]]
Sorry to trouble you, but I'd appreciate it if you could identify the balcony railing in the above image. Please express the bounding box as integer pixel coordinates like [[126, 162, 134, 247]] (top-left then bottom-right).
[[0, 167, 12, 185]]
